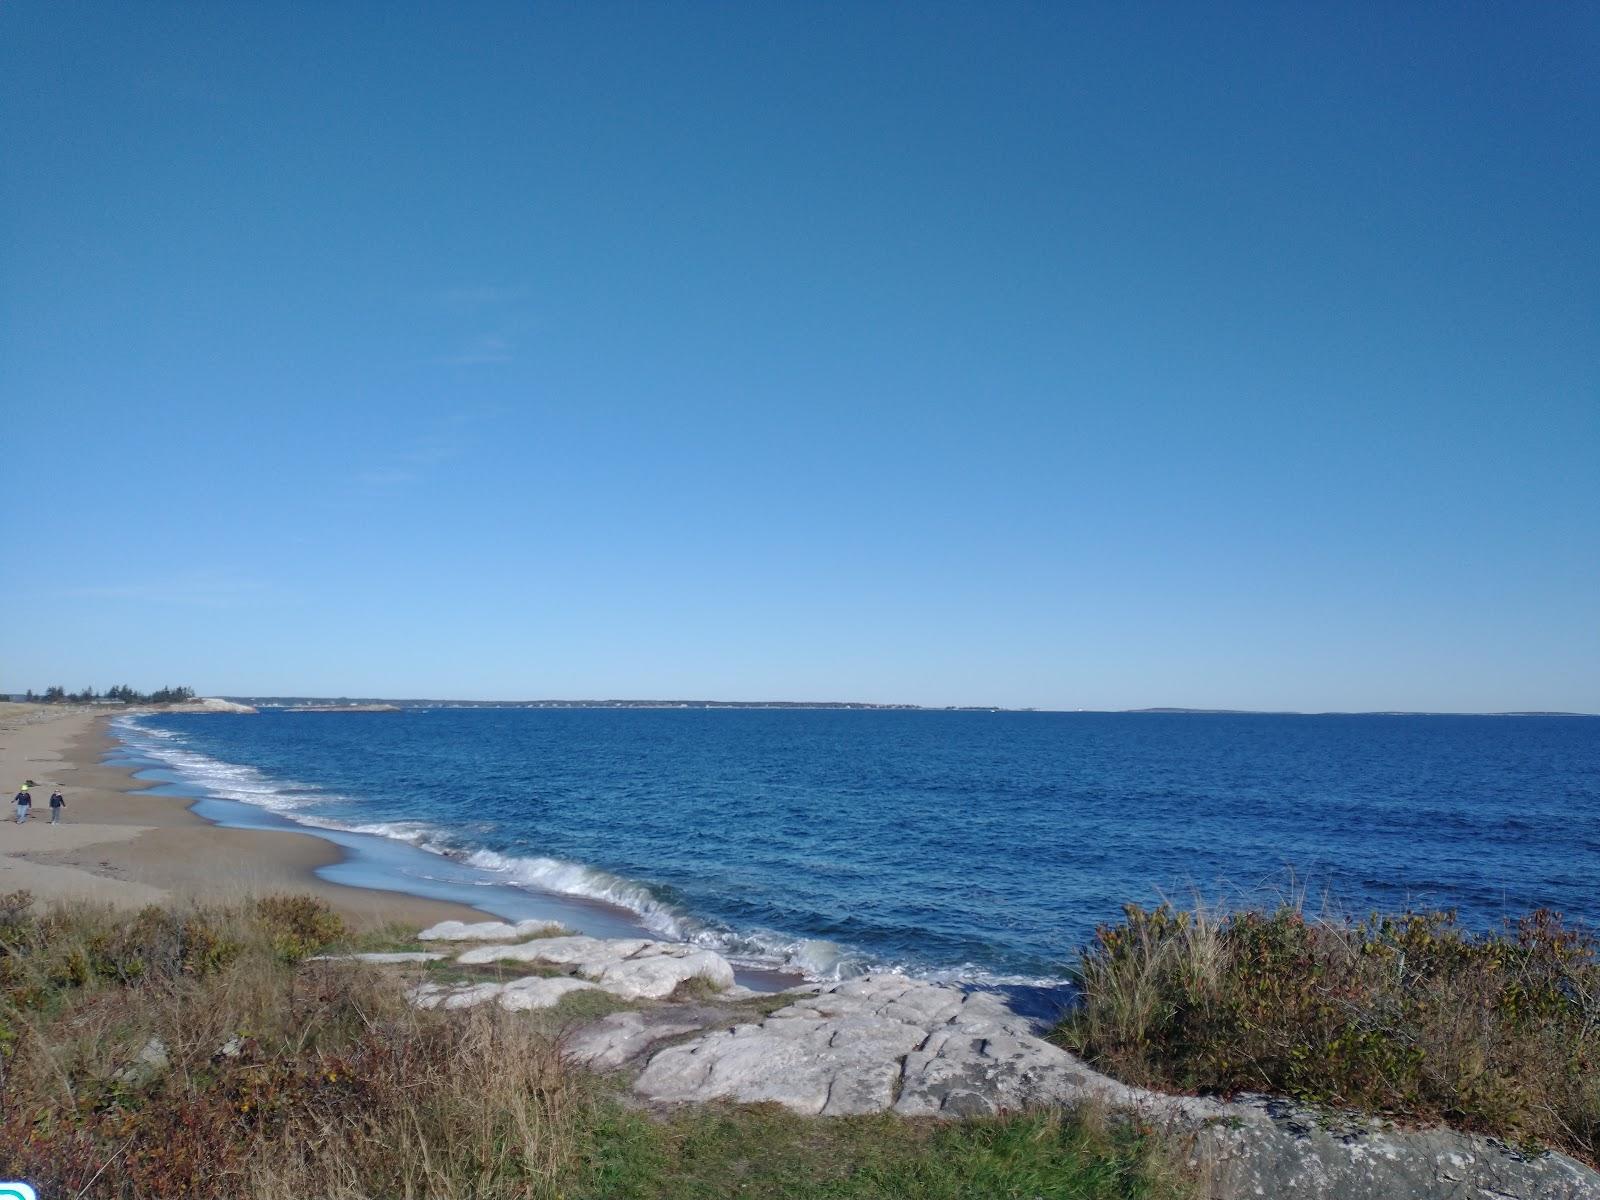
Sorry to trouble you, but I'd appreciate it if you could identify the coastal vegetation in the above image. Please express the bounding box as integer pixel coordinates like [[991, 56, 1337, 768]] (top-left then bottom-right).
[[24, 684, 196, 705], [0, 891, 1187, 1199], [1056, 901, 1600, 1166]]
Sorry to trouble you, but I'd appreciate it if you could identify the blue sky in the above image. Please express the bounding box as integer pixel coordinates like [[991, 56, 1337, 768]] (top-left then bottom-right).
[[2, 4, 1596, 711]]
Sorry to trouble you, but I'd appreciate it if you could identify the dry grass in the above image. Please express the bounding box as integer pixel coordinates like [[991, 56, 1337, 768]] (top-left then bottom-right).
[[0, 892, 596, 1198], [1, 891, 1192, 1199], [1055, 901, 1600, 1164]]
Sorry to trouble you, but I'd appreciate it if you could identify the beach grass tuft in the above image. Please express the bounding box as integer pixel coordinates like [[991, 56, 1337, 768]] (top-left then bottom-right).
[[1055, 901, 1600, 1165]]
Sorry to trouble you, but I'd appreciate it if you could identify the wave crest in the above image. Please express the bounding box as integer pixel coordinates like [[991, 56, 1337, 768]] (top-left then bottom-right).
[[106, 716, 1069, 988]]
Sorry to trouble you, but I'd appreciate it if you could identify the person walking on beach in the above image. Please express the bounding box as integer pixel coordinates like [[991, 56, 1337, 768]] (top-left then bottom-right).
[[13, 788, 31, 823], [49, 789, 65, 824]]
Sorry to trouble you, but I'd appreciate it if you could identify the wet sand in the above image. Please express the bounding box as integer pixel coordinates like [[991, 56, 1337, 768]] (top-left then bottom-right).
[[0, 704, 484, 927]]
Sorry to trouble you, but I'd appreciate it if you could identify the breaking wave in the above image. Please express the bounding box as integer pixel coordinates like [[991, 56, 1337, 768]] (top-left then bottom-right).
[[107, 716, 1069, 986]]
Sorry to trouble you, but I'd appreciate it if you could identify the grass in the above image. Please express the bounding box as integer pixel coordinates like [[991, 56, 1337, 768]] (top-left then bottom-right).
[[340, 921, 430, 954], [340, 921, 570, 957], [665, 973, 729, 1003], [418, 956, 572, 984], [1054, 901, 1600, 1164], [537, 984, 641, 1033], [0, 891, 1190, 1199], [588, 1103, 1189, 1200]]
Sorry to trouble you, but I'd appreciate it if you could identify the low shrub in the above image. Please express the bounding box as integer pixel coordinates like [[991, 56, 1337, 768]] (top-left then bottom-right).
[[1056, 903, 1600, 1163], [86, 905, 243, 983], [254, 894, 346, 961], [1, 898, 243, 1000]]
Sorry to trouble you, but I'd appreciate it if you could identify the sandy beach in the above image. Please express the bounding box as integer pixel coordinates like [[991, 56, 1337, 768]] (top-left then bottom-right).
[[0, 703, 483, 926]]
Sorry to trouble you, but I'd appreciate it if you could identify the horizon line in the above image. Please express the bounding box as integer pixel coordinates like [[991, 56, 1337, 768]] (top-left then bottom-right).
[[7, 692, 1596, 718], [213, 696, 1600, 717]]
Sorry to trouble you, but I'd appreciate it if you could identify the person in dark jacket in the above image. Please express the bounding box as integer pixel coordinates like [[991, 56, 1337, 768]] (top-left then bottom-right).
[[49, 789, 65, 824], [13, 788, 31, 823]]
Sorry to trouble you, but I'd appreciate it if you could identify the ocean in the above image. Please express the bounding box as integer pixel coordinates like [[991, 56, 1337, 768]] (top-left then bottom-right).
[[110, 708, 1599, 989]]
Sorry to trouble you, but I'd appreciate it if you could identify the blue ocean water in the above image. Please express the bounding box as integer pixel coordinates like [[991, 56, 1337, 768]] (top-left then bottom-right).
[[112, 709, 1598, 985]]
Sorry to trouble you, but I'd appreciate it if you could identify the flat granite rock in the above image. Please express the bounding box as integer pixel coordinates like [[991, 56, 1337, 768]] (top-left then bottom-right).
[[457, 935, 651, 966], [1192, 1097, 1600, 1200], [418, 918, 566, 942], [635, 975, 1088, 1118], [410, 974, 602, 1012], [308, 951, 447, 964], [456, 935, 736, 1000], [563, 1009, 715, 1071]]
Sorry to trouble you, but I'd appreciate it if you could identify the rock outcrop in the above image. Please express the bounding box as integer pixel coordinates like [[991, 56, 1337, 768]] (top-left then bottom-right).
[[564, 1008, 727, 1071], [634, 975, 1137, 1118], [418, 918, 566, 942], [632, 974, 1600, 1200], [455, 934, 736, 1000], [169, 698, 257, 714], [350, 929, 1600, 1199], [396, 934, 739, 1013], [1195, 1098, 1600, 1200], [411, 974, 604, 1012]]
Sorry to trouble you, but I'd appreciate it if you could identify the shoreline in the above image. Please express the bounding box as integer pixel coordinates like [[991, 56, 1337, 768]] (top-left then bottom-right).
[[0, 705, 496, 927], [1, 705, 804, 991], [99, 710, 1064, 997]]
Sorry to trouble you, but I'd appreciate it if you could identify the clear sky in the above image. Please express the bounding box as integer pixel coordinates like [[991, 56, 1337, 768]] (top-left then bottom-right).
[[2, 4, 1596, 711]]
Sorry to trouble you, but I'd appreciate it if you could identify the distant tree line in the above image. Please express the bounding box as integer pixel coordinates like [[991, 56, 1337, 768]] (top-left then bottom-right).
[[24, 685, 196, 705]]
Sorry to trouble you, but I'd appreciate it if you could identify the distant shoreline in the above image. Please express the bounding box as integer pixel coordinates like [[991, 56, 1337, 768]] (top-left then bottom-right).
[[207, 698, 1600, 718], [8, 696, 1595, 717]]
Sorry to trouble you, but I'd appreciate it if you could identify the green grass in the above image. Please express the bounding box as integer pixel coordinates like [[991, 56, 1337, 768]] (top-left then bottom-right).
[[338, 921, 430, 954], [336, 921, 571, 956], [0, 891, 1192, 1199], [538, 984, 641, 1030], [582, 1104, 1186, 1200], [734, 988, 813, 1018], [417, 956, 571, 984]]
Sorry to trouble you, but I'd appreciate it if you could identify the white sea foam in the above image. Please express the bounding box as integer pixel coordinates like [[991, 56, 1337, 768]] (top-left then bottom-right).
[[112, 716, 329, 813], [461, 848, 700, 941], [108, 716, 1072, 990], [455, 849, 905, 981]]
